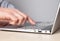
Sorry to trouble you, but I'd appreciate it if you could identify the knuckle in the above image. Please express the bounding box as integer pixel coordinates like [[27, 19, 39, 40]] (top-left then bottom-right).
[[24, 15, 28, 19], [20, 16, 24, 20]]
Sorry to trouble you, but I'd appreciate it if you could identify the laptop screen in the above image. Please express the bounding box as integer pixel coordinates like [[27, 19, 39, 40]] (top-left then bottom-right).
[[9, 0, 58, 22]]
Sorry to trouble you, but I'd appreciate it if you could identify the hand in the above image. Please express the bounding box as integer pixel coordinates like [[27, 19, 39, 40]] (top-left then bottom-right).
[[0, 8, 35, 26]]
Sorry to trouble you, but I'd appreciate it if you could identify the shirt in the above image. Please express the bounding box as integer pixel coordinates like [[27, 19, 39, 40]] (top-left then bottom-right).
[[0, 0, 15, 8]]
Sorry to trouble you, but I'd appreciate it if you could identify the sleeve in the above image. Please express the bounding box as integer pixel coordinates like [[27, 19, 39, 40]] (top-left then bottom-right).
[[0, 0, 15, 8]]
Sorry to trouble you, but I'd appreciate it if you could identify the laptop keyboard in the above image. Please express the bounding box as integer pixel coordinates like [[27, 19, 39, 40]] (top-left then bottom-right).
[[0, 22, 53, 33], [17, 22, 53, 30], [0, 22, 53, 30], [35, 22, 53, 29]]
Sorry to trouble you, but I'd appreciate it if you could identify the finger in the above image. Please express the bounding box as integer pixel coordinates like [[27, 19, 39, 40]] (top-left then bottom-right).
[[9, 9, 24, 25], [0, 8, 19, 25], [12, 9, 27, 17], [28, 17, 36, 25], [11, 9, 28, 25], [0, 11, 11, 26], [0, 20, 9, 26], [6, 13, 18, 25], [12, 9, 36, 25], [0, 8, 24, 25]]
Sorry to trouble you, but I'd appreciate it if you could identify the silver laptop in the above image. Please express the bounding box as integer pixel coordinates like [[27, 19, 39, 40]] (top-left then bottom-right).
[[0, 0, 60, 34]]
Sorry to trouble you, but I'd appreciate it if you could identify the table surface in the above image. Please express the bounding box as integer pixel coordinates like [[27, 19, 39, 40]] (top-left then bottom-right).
[[0, 29, 60, 41]]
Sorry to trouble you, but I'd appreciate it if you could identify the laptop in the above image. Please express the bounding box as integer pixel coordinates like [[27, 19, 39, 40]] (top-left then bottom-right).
[[0, 0, 60, 34]]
